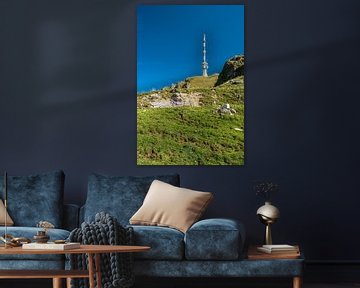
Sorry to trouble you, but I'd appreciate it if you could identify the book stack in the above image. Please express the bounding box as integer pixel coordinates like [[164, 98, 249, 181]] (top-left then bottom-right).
[[257, 244, 299, 254], [22, 242, 80, 250], [248, 244, 300, 260]]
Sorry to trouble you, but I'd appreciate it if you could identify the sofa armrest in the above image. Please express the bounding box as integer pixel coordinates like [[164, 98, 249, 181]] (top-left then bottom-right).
[[63, 204, 80, 231], [184, 218, 245, 260], [79, 205, 85, 224]]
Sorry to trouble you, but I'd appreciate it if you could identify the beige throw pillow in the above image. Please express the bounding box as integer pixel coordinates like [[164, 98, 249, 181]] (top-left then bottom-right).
[[130, 180, 213, 233], [0, 199, 14, 226]]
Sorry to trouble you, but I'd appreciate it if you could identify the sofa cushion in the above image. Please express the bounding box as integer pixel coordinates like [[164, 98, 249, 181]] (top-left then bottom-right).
[[130, 225, 184, 260], [0, 199, 14, 226], [133, 258, 304, 277], [130, 180, 213, 233], [0, 227, 70, 261], [0, 171, 65, 227], [184, 218, 245, 260], [84, 173, 180, 225]]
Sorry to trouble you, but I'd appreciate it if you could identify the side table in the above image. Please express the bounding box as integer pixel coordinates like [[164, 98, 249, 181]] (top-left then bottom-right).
[[247, 245, 304, 288]]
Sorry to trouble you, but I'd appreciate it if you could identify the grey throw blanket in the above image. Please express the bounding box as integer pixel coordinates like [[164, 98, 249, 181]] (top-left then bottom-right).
[[68, 212, 134, 288]]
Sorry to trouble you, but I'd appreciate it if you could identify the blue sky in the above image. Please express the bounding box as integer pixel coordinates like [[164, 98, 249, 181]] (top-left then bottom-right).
[[137, 5, 244, 93]]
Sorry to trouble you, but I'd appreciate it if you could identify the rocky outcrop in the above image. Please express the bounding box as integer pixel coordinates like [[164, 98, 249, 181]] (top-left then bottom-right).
[[216, 103, 237, 115], [169, 92, 202, 107], [215, 55, 244, 86], [140, 92, 202, 108]]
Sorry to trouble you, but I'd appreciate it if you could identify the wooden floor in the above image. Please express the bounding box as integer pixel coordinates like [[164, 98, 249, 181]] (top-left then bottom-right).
[[1, 279, 360, 288], [305, 285, 360, 288], [135, 281, 360, 288]]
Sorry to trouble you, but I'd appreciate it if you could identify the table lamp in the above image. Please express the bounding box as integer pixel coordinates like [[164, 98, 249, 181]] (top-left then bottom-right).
[[256, 201, 280, 245]]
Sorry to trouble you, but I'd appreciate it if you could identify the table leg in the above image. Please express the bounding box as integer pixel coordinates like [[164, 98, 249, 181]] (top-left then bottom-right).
[[66, 277, 72, 288], [88, 253, 95, 288], [52, 278, 62, 288], [95, 253, 102, 288], [293, 276, 302, 288]]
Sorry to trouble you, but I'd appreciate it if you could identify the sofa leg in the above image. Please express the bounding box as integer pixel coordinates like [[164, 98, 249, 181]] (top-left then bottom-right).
[[53, 278, 62, 288], [293, 276, 302, 288]]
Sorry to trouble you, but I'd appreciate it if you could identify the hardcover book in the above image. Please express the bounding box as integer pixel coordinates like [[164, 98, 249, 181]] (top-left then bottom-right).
[[256, 244, 299, 254], [22, 242, 80, 250]]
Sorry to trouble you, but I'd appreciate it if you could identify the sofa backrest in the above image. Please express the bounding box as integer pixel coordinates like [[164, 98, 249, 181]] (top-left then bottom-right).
[[63, 203, 80, 231], [0, 170, 65, 228], [82, 173, 180, 226]]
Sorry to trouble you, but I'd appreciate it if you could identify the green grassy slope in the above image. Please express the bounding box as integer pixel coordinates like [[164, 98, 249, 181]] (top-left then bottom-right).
[[137, 74, 244, 165], [186, 74, 218, 88]]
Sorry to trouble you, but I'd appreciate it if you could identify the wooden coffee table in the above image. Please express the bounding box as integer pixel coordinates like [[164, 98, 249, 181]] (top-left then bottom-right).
[[0, 244, 150, 288]]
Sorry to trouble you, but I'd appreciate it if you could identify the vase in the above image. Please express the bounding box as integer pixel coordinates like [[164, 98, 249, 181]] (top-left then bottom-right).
[[33, 230, 50, 243]]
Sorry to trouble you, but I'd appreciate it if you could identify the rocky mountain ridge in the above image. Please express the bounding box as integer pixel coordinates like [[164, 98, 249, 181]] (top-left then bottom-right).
[[137, 54, 244, 109], [137, 54, 245, 165], [216, 55, 244, 86]]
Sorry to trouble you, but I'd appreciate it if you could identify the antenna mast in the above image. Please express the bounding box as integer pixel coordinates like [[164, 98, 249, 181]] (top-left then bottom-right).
[[202, 33, 208, 77]]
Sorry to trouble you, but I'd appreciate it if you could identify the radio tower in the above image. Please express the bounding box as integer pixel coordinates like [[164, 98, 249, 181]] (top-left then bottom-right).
[[202, 33, 208, 77]]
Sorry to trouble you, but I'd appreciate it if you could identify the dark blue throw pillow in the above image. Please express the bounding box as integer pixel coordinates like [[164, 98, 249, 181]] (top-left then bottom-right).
[[0, 170, 65, 227], [84, 173, 180, 225]]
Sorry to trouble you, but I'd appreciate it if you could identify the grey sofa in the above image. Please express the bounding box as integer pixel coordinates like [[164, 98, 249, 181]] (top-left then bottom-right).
[[80, 173, 304, 283], [0, 170, 79, 270]]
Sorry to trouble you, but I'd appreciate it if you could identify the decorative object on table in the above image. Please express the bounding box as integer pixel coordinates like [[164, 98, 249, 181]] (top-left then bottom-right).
[[69, 212, 134, 288], [34, 220, 55, 243], [33, 230, 50, 243], [0, 234, 31, 247], [254, 181, 280, 245], [54, 239, 67, 244], [37, 220, 55, 232]]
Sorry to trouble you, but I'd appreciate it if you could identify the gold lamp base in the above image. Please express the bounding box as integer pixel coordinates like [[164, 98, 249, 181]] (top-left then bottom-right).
[[265, 223, 272, 245]]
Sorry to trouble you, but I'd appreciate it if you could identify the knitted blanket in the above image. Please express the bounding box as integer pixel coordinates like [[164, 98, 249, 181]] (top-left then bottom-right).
[[68, 212, 134, 288]]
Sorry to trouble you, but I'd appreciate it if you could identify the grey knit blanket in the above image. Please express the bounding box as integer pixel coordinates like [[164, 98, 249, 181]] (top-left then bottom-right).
[[68, 212, 134, 288]]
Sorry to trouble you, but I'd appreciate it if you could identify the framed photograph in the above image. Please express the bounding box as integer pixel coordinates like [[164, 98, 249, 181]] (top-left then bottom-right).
[[137, 5, 244, 165]]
